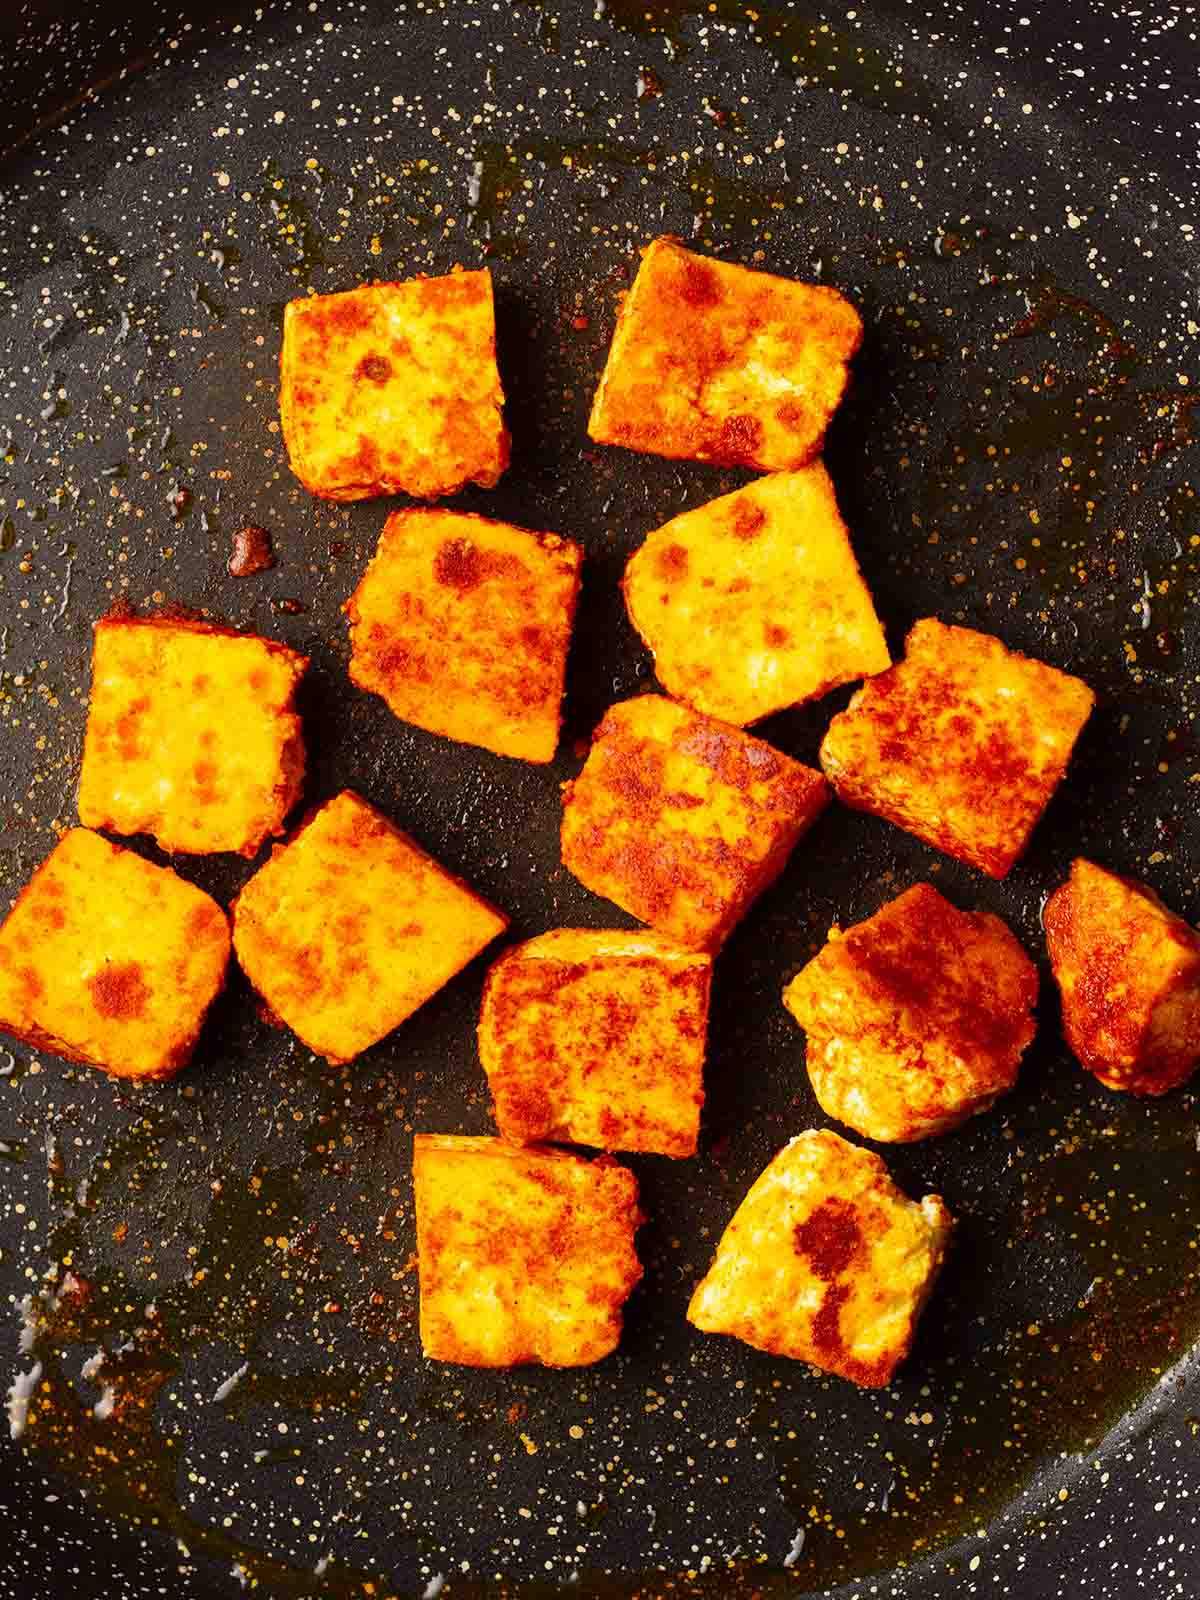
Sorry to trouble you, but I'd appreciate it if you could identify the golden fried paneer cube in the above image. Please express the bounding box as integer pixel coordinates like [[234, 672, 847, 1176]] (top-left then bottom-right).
[[1044, 858, 1200, 1096], [478, 928, 712, 1157], [0, 829, 230, 1081], [345, 509, 582, 763], [561, 695, 830, 952], [783, 883, 1038, 1142], [77, 613, 307, 858], [623, 467, 889, 726], [413, 1134, 643, 1367], [280, 269, 509, 501], [688, 1128, 951, 1387], [232, 791, 506, 1064], [820, 619, 1094, 879], [588, 236, 862, 471]]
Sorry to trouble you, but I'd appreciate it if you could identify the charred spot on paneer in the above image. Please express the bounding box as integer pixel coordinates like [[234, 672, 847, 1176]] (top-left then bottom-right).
[[783, 883, 1038, 1142], [77, 612, 307, 858], [478, 928, 712, 1158], [0, 829, 230, 1081], [588, 236, 862, 471], [1044, 857, 1200, 1096], [413, 1134, 643, 1368], [345, 509, 582, 764], [623, 467, 889, 725], [280, 269, 509, 501], [232, 790, 507, 1064], [560, 694, 830, 953], [819, 618, 1094, 879], [687, 1128, 951, 1387]]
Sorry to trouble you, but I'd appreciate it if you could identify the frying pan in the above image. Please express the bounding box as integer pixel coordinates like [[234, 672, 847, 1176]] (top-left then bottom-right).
[[0, 1, 1197, 1596]]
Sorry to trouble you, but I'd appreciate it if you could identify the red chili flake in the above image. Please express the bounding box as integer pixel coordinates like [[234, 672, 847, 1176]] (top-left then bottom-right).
[[571, 315, 590, 331], [228, 524, 274, 577], [272, 597, 306, 616]]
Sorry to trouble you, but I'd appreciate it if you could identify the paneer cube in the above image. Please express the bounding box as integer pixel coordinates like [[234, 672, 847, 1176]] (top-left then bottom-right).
[[0, 829, 230, 1080], [413, 1134, 643, 1367], [623, 467, 889, 725], [588, 236, 862, 471], [1044, 857, 1200, 1095], [687, 1128, 951, 1387], [345, 509, 582, 763], [819, 619, 1094, 878], [77, 613, 307, 858], [280, 269, 509, 501], [782, 883, 1038, 1142], [561, 695, 830, 952], [232, 791, 506, 1064], [478, 928, 712, 1157]]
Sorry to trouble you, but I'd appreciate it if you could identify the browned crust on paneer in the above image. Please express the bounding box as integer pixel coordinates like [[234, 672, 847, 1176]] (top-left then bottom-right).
[[280, 269, 510, 501], [687, 1129, 952, 1387], [1044, 858, 1200, 1096], [819, 619, 1095, 878], [560, 695, 830, 952], [588, 236, 862, 471], [413, 1134, 643, 1368], [478, 928, 712, 1157], [345, 509, 583, 763], [622, 467, 890, 725], [231, 790, 507, 1064], [77, 612, 308, 859], [783, 883, 1039, 1142], [0, 829, 230, 1081]]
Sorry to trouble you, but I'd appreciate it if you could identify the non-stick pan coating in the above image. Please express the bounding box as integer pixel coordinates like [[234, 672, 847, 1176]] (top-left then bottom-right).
[[0, 2, 1197, 1597]]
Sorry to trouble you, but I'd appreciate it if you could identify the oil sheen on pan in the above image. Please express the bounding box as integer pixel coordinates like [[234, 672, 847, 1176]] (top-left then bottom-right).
[[0, 2, 1197, 1600]]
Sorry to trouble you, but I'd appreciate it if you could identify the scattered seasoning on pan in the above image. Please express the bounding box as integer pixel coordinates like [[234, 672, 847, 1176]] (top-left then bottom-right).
[[10, 1116, 395, 1599], [272, 596, 306, 615], [772, 1090, 1200, 1586], [228, 524, 275, 577], [0, 0, 1195, 1593]]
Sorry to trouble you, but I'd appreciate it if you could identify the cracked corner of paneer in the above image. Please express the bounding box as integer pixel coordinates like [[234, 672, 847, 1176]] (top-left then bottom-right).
[[687, 1128, 952, 1386], [560, 694, 830, 952], [413, 1134, 643, 1368], [1044, 857, 1200, 1096], [231, 790, 507, 1064], [783, 883, 1039, 1142], [345, 508, 582, 764], [623, 467, 889, 726], [478, 928, 712, 1158], [77, 612, 308, 858], [819, 617, 1095, 878], [587, 235, 862, 472], [279, 268, 509, 502], [0, 828, 230, 1081]]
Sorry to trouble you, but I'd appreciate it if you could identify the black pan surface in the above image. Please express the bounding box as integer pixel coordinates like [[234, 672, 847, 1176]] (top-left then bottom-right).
[[0, 2, 1197, 1597]]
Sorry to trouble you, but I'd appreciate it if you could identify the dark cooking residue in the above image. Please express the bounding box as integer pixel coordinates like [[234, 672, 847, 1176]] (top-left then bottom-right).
[[228, 524, 275, 578], [17, 1105, 396, 1598]]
